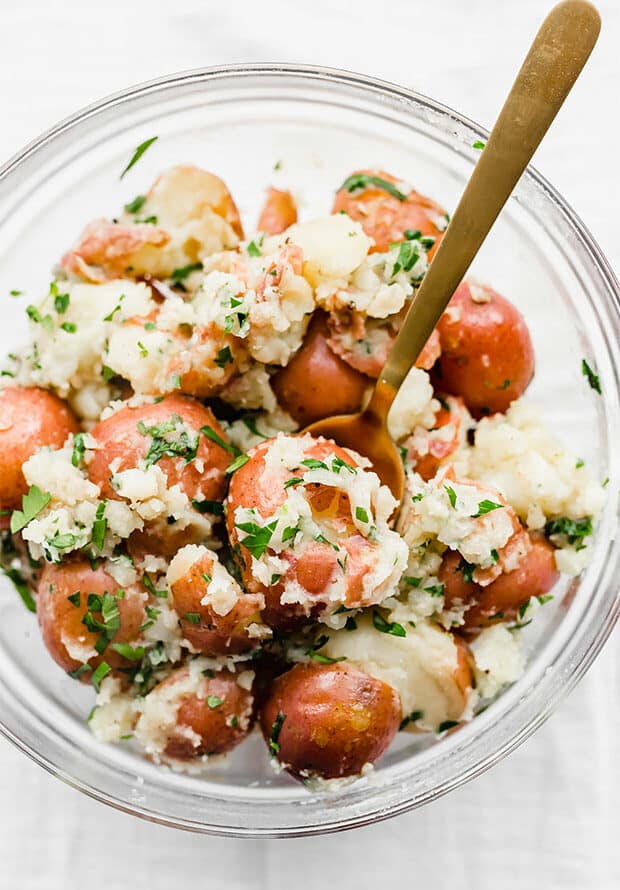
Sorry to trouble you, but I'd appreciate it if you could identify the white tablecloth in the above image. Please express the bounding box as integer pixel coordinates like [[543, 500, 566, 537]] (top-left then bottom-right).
[[0, 1, 618, 886]]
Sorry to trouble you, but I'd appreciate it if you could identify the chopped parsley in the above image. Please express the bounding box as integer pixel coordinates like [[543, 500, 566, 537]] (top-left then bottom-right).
[[184, 612, 201, 625], [200, 424, 239, 455], [247, 240, 262, 257], [92, 501, 107, 551], [138, 414, 199, 467], [471, 499, 503, 518], [437, 720, 459, 734], [355, 506, 370, 524], [241, 415, 266, 439], [225, 454, 249, 475], [102, 365, 116, 382], [143, 573, 168, 598], [124, 194, 147, 214], [61, 321, 77, 333], [51, 282, 70, 314], [545, 516, 593, 547], [390, 239, 422, 277], [372, 609, 407, 637], [10, 485, 51, 533], [472, 140, 486, 150], [110, 642, 145, 661], [444, 485, 457, 508], [26, 305, 53, 331], [581, 358, 601, 394], [137, 341, 148, 358], [91, 661, 111, 692], [283, 476, 303, 489], [300, 458, 329, 471], [214, 346, 233, 368], [192, 499, 224, 516], [456, 559, 476, 584], [71, 432, 86, 468], [170, 261, 204, 284], [207, 695, 223, 709], [269, 710, 286, 755], [305, 634, 347, 664], [340, 173, 407, 202], [399, 710, 424, 731], [424, 583, 445, 597], [120, 136, 159, 179], [235, 519, 278, 558]]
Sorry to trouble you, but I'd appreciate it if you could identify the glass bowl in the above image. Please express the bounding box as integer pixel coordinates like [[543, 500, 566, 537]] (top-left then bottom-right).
[[0, 64, 618, 838]]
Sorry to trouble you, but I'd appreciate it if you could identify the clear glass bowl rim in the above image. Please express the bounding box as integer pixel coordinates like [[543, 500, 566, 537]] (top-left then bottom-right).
[[0, 62, 619, 838]]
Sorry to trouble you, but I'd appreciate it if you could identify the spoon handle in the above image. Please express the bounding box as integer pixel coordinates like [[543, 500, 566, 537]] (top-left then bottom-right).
[[379, 0, 600, 394]]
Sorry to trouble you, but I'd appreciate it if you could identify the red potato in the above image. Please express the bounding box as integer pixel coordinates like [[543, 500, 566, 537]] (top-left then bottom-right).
[[257, 187, 298, 234], [227, 435, 393, 630], [37, 559, 146, 676], [169, 548, 266, 655], [405, 395, 470, 481], [259, 662, 401, 779], [326, 309, 440, 380], [332, 168, 447, 256], [140, 666, 255, 761], [435, 281, 534, 416], [439, 532, 559, 631], [271, 311, 370, 424], [0, 387, 80, 512], [88, 396, 229, 554]]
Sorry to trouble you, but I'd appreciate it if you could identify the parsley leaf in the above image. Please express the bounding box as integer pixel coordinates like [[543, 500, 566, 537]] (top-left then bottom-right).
[[340, 173, 407, 202], [372, 609, 407, 637], [581, 358, 601, 394], [235, 520, 277, 558], [471, 499, 503, 518], [124, 194, 147, 214], [445, 485, 457, 508], [3, 567, 36, 612], [200, 424, 239, 455], [120, 136, 159, 179], [225, 454, 250, 475], [269, 711, 286, 755], [545, 516, 593, 546], [10, 485, 51, 533], [138, 414, 200, 467], [207, 695, 223, 709]]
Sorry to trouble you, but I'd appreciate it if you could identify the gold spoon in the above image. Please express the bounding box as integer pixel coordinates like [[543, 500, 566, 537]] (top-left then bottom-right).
[[305, 0, 601, 501]]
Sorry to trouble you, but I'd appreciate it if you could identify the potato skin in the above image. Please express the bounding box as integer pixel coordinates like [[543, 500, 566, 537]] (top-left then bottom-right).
[[88, 394, 229, 503], [257, 187, 298, 235], [440, 533, 559, 631], [37, 559, 146, 676], [227, 436, 378, 630], [435, 281, 534, 416], [271, 311, 369, 425], [259, 662, 401, 779], [169, 549, 265, 654], [332, 168, 446, 256], [159, 667, 254, 760], [406, 395, 469, 481], [0, 387, 79, 511]]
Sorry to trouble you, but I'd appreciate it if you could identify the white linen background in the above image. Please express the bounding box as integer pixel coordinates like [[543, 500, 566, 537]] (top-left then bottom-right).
[[0, 0, 618, 886]]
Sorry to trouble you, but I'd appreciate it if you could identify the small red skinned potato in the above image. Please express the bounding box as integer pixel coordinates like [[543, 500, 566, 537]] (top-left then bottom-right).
[[259, 662, 401, 779], [88, 395, 230, 554], [227, 434, 405, 631], [257, 187, 298, 235], [37, 559, 146, 676], [0, 386, 79, 512], [440, 532, 559, 630], [332, 169, 447, 255], [167, 545, 267, 655], [435, 281, 534, 416], [271, 311, 370, 424], [135, 665, 255, 762]]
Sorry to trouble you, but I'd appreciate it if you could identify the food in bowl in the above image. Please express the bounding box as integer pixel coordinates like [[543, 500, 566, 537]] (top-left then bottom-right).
[[0, 155, 606, 787]]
